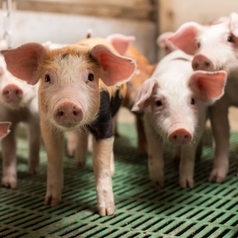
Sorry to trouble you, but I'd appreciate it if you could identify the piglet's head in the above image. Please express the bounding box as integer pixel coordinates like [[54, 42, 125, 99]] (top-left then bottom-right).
[[189, 70, 227, 104], [168, 14, 238, 56], [1, 42, 136, 87]]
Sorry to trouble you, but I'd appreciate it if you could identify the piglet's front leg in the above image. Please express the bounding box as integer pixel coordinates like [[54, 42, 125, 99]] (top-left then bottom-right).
[[179, 145, 196, 188], [74, 128, 89, 169], [208, 103, 229, 183], [93, 136, 115, 216], [144, 115, 164, 187], [1, 125, 17, 188], [41, 120, 64, 207]]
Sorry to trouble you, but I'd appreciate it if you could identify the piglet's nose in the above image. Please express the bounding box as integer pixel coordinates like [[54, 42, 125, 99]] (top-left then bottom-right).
[[169, 128, 192, 144], [192, 54, 214, 71], [53, 102, 83, 127], [2, 84, 23, 103]]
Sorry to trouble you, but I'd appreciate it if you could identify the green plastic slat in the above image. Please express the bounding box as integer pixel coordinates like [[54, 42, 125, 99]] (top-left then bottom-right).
[[0, 123, 237, 237]]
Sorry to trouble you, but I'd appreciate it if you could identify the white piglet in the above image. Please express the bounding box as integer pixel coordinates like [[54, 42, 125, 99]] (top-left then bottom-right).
[[132, 50, 227, 188], [167, 12, 238, 182], [0, 55, 40, 188]]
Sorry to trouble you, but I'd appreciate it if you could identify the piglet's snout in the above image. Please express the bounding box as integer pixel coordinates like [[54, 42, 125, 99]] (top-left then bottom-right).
[[2, 84, 23, 103], [169, 128, 192, 145], [192, 54, 214, 71], [53, 101, 83, 127]]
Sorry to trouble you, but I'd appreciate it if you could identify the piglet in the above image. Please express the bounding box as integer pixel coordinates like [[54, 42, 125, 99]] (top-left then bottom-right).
[[167, 12, 238, 182], [106, 34, 155, 155], [0, 55, 40, 188], [132, 50, 227, 188], [1, 38, 136, 216]]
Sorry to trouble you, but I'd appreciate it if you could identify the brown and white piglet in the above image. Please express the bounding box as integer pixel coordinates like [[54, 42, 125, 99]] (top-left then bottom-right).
[[1, 39, 136, 216], [0, 55, 40, 188], [106, 34, 155, 155]]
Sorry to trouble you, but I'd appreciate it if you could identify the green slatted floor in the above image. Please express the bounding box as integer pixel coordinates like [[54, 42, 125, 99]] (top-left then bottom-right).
[[0, 123, 238, 238]]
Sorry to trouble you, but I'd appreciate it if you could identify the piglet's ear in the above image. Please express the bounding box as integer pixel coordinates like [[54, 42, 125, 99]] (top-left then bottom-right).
[[230, 12, 238, 37], [167, 22, 204, 55], [0, 121, 11, 139], [157, 31, 176, 54], [90, 44, 136, 86], [106, 34, 135, 55], [189, 70, 227, 103], [132, 78, 158, 112], [1, 42, 47, 85]]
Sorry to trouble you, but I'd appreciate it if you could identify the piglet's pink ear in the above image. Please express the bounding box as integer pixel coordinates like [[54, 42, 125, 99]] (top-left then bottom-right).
[[230, 12, 238, 37], [1, 43, 47, 85], [0, 121, 11, 139], [106, 34, 135, 55], [157, 31, 176, 54], [131, 78, 158, 112], [90, 44, 136, 86], [168, 22, 204, 55], [189, 70, 227, 103]]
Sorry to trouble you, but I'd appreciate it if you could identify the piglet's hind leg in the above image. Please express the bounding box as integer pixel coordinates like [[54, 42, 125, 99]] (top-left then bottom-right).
[[28, 122, 41, 175], [74, 128, 89, 169]]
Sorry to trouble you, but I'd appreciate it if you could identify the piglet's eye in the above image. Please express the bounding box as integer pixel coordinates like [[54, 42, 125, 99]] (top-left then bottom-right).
[[227, 35, 234, 43], [45, 74, 51, 83], [155, 100, 163, 107], [191, 98, 195, 105], [88, 73, 94, 81], [197, 42, 201, 48]]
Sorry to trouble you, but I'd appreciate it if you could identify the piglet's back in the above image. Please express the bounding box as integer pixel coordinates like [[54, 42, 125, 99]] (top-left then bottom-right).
[[153, 50, 193, 81], [76, 37, 116, 52]]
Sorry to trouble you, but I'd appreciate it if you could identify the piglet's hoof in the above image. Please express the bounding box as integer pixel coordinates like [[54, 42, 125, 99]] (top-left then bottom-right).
[[209, 167, 228, 183], [98, 203, 115, 216], [29, 166, 39, 175], [44, 195, 61, 207], [179, 177, 194, 189], [1, 174, 17, 188]]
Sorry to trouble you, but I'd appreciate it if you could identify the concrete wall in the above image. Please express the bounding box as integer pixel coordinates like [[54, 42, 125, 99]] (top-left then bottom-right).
[[158, 0, 238, 33], [0, 1, 157, 61], [0, 10, 157, 62]]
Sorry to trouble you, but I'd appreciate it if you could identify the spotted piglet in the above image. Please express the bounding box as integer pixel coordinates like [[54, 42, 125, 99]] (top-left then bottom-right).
[[0, 55, 40, 188], [2, 38, 136, 216], [132, 50, 227, 188]]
